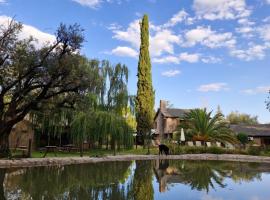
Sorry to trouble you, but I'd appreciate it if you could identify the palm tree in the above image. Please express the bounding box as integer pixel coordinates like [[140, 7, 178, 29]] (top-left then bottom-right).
[[182, 108, 237, 144]]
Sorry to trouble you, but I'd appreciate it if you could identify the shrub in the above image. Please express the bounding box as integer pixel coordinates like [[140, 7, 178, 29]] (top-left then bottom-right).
[[206, 146, 225, 154], [165, 143, 248, 155], [237, 132, 249, 148], [247, 146, 261, 156]]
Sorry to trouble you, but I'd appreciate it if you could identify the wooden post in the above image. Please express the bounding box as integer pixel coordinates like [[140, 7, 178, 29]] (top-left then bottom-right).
[[27, 139, 32, 158]]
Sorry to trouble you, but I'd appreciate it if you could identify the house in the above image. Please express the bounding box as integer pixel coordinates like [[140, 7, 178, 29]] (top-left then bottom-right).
[[230, 124, 270, 147], [154, 100, 190, 140]]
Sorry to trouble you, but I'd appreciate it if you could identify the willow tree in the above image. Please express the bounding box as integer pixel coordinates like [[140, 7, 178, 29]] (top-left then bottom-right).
[[70, 61, 134, 154], [135, 14, 155, 149]]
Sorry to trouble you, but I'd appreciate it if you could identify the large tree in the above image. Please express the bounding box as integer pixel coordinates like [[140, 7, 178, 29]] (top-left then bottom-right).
[[0, 19, 93, 157], [226, 111, 258, 125], [135, 15, 155, 147]]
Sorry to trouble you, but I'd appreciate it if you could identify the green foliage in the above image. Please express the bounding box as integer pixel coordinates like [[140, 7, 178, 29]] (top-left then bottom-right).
[[226, 111, 258, 125], [0, 20, 93, 156], [247, 146, 262, 156], [136, 15, 155, 140], [237, 132, 249, 146], [30, 59, 135, 152], [166, 143, 247, 155], [181, 108, 237, 144]]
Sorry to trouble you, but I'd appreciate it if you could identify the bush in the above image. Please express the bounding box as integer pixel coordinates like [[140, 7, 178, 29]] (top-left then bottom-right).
[[165, 144, 247, 155], [206, 146, 226, 154], [247, 146, 261, 156]]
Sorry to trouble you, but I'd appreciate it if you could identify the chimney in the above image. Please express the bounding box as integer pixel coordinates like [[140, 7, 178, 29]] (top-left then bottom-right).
[[160, 100, 167, 111]]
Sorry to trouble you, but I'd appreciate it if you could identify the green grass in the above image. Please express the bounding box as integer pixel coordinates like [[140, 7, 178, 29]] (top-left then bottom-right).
[[11, 146, 159, 158], [10, 145, 270, 158]]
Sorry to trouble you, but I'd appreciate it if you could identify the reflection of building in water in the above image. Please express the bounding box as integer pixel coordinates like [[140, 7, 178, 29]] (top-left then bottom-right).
[[153, 160, 182, 192], [153, 159, 270, 193]]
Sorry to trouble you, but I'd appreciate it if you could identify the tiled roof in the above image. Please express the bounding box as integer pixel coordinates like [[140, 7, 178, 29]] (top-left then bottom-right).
[[230, 124, 270, 137]]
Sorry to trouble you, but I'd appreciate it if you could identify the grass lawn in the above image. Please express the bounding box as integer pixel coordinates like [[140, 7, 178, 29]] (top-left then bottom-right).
[[11, 146, 159, 158]]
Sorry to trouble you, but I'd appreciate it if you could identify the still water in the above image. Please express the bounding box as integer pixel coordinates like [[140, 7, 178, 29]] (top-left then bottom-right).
[[1, 160, 270, 200]]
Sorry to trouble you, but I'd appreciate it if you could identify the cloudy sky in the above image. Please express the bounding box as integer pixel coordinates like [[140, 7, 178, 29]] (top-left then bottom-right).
[[1, 0, 270, 122]]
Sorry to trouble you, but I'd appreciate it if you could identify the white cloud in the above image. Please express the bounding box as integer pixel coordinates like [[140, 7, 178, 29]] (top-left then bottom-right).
[[112, 19, 140, 49], [72, 0, 124, 9], [72, 0, 102, 8], [266, 0, 270, 4], [153, 52, 200, 64], [258, 24, 270, 41], [202, 56, 222, 63], [153, 56, 180, 64], [263, 16, 270, 23], [72, 0, 100, 8], [0, 0, 6, 3], [179, 52, 200, 63], [0, 15, 55, 48], [150, 29, 181, 56], [163, 9, 189, 28], [111, 46, 138, 58], [184, 26, 236, 48], [193, 0, 251, 20], [198, 82, 229, 92], [241, 86, 270, 95], [111, 19, 181, 57], [236, 26, 253, 34], [230, 44, 267, 61], [161, 70, 181, 77]]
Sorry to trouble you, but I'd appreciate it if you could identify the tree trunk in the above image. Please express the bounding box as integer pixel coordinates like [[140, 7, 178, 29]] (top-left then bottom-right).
[[0, 126, 12, 158], [27, 139, 32, 158], [80, 142, 83, 157]]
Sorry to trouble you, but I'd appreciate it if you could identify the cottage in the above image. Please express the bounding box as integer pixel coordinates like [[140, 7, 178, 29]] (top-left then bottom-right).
[[230, 124, 270, 147], [154, 100, 190, 140]]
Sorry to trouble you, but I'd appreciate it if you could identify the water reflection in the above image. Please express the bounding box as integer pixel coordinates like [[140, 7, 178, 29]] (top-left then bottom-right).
[[153, 160, 264, 193], [0, 160, 270, 199]]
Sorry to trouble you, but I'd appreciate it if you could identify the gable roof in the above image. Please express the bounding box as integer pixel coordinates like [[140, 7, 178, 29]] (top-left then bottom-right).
[[230, 124, 270, 137], [163, 108, 190, 118], [154, 108, 190, 120]]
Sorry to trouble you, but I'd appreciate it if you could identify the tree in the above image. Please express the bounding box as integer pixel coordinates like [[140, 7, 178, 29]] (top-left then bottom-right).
[[31, 60, 134, 155], [135, 15, 155, 149], [182, 108, 237, 144], [226, 111, 258, 125], [0, 19, 92, 157], [237, 132, 249, 148]]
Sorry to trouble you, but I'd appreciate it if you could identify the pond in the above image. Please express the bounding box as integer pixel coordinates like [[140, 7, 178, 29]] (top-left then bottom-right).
[[1, 160, 270, 200]]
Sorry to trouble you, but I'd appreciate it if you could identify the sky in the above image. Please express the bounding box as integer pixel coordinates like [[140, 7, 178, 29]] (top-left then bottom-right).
[[0, 0, 270, 123]]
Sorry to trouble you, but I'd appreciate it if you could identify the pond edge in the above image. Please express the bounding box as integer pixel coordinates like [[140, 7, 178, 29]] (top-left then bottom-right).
[[1, 154, 270, 168]]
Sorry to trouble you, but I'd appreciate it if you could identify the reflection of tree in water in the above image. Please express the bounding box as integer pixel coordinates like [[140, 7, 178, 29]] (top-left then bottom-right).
[[2, 161, 132, 200], [129, 160, 154, 200], [154, 160, 268, 193]]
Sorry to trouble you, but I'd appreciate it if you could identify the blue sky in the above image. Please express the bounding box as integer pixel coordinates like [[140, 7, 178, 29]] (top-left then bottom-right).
[[1, 0, 270, 122]]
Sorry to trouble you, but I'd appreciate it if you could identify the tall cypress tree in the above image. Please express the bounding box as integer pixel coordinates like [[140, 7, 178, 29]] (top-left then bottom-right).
[[135, 15, 155, 147]]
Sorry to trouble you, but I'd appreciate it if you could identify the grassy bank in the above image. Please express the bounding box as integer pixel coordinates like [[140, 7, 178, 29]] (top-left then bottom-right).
[[10, 145, 270, 158]]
